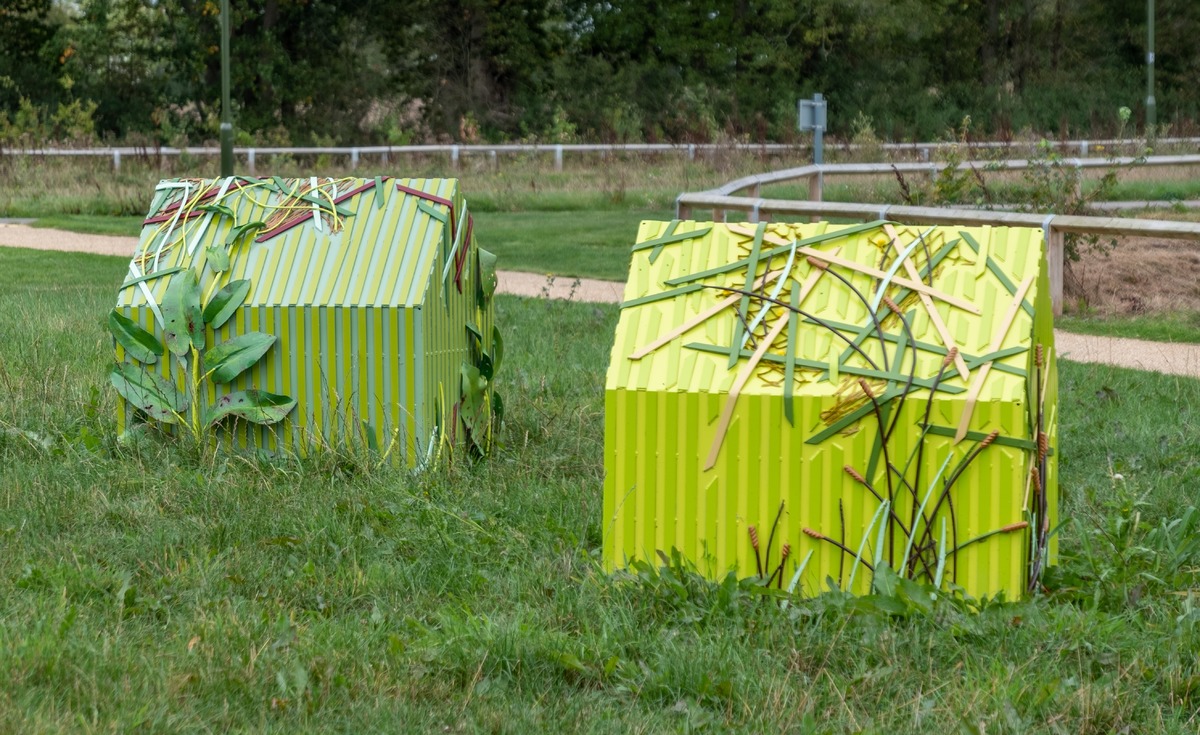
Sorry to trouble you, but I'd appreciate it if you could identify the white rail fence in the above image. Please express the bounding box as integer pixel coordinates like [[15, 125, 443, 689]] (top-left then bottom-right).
[[5, 136, 1200, 172], [677, 156, 1200, 316]]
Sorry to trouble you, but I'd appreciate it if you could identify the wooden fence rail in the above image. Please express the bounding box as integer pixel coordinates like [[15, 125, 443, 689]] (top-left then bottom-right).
[[6, 138, 1200, 172]]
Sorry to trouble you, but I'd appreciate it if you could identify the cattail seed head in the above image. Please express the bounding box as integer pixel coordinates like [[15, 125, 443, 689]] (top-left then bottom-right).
[[844, 465, 867, 484], [781, 543, 791, 560], [979, 429, 1000, 449], [858, 379, 875, 399], [1038, 432, 1048, 462], [748, 525, 760, 550], [1036, 344, 1044, 368], [942, 346, 959, 367], [1001, 521, 1030, 533], [802, 527, 824, 540], [806, 256, 828, 270], [882, 295, 902, 315], [1031, 467, 1041, 492]]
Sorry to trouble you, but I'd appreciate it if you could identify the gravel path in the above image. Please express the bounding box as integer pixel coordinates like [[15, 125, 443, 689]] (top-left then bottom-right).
[[3, 222, 1198, 379]]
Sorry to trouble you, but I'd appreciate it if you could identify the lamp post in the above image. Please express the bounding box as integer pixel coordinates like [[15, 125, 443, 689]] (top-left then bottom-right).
[[219, 0, 233, 176], [1146, 0, 1156, 139]]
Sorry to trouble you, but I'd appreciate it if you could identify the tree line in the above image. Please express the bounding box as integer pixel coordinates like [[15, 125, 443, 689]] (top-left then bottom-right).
[[2, 0, 1198, 147]]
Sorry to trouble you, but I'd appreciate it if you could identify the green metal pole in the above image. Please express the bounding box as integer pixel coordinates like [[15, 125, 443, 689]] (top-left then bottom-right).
[[219, 0, 233, 176], [1146, 0, 1156, 139]]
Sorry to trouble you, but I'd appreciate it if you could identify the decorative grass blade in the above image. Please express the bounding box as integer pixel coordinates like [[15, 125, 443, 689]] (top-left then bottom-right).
[[868, 226, 935, 313], [958, 231, 1036, 318], [684, 342, 967, 395], [205, 332, 277, 384], [871, 498, 891, 583], [783, 288, 799, 425], [780, 550, 815, 610], [668, 220, 887, 286], [954, 273, 1035, 443], [202, 279, 251, 331], [119, 266, 184, 292], [110, 362, 188, 423], [205, 390, 296, 426], [899, 452, 954, 576], [934, 518, 948, 587], [161, 270, 204, 357], [705, 314, 788, 470], [107, 310, 163, 364], [882, 224, 970, 381], [848, 500, 888, 593], [729, 223, 765, 367]]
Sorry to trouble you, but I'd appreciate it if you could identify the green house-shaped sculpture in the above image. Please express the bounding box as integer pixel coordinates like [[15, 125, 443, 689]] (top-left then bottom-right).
[[604, 219, 1057, 600], [113, 176, 499, 463]]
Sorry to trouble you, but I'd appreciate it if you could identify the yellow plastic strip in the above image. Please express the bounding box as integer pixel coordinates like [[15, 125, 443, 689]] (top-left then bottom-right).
[[628, 269, 784, 360], [954, 273, 1036, 443], [883, 224, 970, 381], [704, 314, 789, 470], [798, 246, 980, 315]]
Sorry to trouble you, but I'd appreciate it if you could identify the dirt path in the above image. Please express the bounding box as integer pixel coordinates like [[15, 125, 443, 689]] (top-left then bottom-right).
[[3, 222, 1198, 379]]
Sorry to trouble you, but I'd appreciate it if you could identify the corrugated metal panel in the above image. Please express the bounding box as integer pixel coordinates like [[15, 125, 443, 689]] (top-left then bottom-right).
[[604, 220, 1058, 599], [114, 176, 491, 465]]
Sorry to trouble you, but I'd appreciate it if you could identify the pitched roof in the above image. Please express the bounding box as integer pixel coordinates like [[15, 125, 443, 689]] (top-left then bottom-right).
[[608, 220, 1046, 439], [117, 176, 468, 310]]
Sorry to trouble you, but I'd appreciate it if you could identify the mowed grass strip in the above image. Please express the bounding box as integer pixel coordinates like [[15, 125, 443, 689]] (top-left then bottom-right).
[[2, 247, 1200, 730], [29, 208, 668, 285], [1057, 311, 1200, 344]]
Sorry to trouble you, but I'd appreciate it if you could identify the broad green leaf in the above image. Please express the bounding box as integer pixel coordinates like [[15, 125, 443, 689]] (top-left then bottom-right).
[[107, 310, 163, 364], [202, 279, 251, 330], [460, 362, 489, 437], [226, 221, 266, 248], [492, 391, 504, 430], [478, 352, 493, 381], [205, 332, 276, 384], [361, 420, 380, 452], [199, 203, 235, 219], [161, 270, 204, 356], [491, 326, 504, 374], [478, 248, 498, 300], [205, 390, 295, 426], [205, 244, 230, 273], [110, 362, 189, 423]]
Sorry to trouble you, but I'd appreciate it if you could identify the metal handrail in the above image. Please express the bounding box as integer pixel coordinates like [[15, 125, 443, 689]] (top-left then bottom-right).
[[677, 159, 1200, 316]]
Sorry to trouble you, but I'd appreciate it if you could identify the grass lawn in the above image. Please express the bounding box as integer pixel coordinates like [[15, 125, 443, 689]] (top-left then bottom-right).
[[30, 214, 145, 237], [1057, 311, 1200, 344], [472, 209, 671, 281], [2, 245, 1200, 731]]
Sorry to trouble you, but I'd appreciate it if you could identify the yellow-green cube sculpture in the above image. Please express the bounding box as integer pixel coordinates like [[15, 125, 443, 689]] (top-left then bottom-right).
[[604, 220, 1057, 599], [114, 176, 499, 463]]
